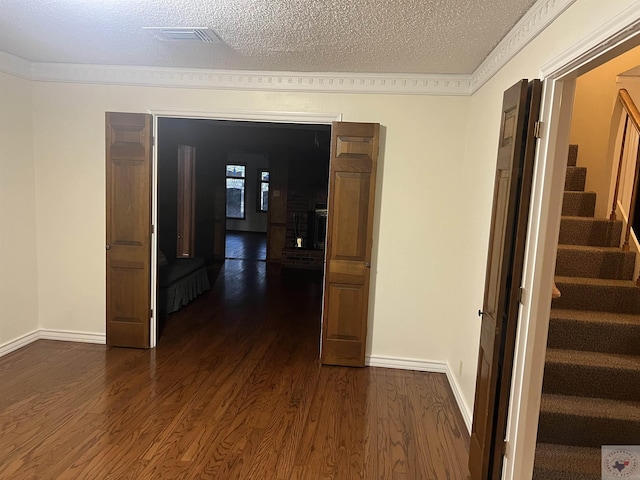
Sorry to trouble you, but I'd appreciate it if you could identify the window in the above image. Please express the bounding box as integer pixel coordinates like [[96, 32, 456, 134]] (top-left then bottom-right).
[[226, 164, 246, 219], [258, 169, 269, 212]]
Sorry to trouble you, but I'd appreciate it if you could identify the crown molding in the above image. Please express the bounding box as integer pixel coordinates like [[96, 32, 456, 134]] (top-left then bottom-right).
[[0, 0, 574, 96], [28, 62, 473, 95], [470, 0, 577, 93], [0, 50, 32, 80]]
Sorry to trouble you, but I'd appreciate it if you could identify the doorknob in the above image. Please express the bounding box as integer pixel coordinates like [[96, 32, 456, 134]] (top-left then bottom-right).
[[478, 309, 485, 317], [106, 244, 111, 251], [365, 262, 371, 268]]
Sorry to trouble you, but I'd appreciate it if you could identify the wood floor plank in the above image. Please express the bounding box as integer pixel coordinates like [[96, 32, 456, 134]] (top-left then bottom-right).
[[0, 258, 470, 479]]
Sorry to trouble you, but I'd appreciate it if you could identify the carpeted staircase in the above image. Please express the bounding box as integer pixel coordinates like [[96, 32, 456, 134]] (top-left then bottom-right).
[[533, 145, 640, 480]]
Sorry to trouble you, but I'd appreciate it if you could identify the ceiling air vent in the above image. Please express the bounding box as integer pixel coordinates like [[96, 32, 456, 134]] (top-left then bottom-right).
[[143, 27, 221, 43]]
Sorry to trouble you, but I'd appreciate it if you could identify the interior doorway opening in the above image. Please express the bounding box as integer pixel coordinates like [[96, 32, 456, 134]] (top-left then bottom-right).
[[505, 26, 640, 480], [154, 117, 331, 344]]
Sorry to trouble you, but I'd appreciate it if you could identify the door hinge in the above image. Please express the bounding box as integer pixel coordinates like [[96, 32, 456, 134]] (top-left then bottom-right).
[[518, 287, 525, 304], [150, 309, 154, 319], [533, 121, 543, 139], [151, 224, 155, 234], [502, 440, 508, 458], [152, 136, 156, 147]]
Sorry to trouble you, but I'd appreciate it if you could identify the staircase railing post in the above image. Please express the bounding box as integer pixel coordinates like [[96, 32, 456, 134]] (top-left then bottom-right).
[[623, 143, 640, 252], [610, 113, 629, 222]]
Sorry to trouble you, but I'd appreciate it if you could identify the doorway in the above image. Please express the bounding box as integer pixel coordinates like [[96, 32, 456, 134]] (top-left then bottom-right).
[[504, 26, 640, 480], [106, 112, 379, 366], [154, 117, 332, 343]]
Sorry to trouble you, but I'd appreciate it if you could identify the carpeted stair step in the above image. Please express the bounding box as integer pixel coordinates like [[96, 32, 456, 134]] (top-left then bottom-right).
[[548, 309, 640, 355], [542, 349, 640, 401], [558, 217, 622, 247], [553, 276, 640, 313], [555, 245, 635, 280], [537, 394, 640, 447], [567, 144, 578, 167], [561, 191, 596, 217], [565, 167, 587, 191], [533, 443, 601, 480]]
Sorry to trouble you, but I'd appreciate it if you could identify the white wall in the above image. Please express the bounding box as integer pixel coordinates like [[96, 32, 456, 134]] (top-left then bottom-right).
[[226, 152, 269, 232], [29, 82, 469, 371], [570, 44, 640, 218], [0, 71, 39, 348]]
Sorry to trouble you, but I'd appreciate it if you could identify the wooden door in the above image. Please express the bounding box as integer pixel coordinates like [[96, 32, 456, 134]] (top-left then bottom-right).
[[106, 112, 153, 348], [213, 181, 226, 262], [321, 122, 379, 367], [177, 145, 196, 258], [469, 79, 542, 480], [266, 148, 289, 263]]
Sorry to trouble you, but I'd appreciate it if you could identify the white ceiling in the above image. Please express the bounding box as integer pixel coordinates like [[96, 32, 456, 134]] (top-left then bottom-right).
[[0, 0, 539, 75]]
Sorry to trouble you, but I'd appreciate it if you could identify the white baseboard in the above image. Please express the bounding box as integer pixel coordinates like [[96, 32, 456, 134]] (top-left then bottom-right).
[[445, 368, 473, 433], [366, 354, 448, 373], [39, 329, 106, 344], [0, 329, 106, 359], [0, 330, 40, 357], [366, 354, 472, 433]]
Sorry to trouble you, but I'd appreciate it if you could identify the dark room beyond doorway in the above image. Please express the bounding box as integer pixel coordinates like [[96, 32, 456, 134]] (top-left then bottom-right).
[[155, 117, 331, 340]]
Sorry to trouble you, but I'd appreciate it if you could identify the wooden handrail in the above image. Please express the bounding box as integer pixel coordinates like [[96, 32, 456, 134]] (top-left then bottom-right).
[[611, 90, 640, 271], [610, 115, 628, 221], [619, 89, 640, 132]]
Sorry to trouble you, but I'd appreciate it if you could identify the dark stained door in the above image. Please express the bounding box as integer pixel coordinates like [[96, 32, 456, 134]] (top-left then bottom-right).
[[213, 178, 226, 262], [176, 145, 196, 258], [469, 80, 542, 480], [321, 122, 380, 367], [105, 112, 153, 348]]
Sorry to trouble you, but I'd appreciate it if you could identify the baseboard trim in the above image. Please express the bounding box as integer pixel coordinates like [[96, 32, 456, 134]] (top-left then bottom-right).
[[0, 330, 40, 357], [39, 329, 106, 344], [366, 354, 448, 373], [445, 368, 473, 433], [0, 329, 106, 359], [366, 355, 472, 432]]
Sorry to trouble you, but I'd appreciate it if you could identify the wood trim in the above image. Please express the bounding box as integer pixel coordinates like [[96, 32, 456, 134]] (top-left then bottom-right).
[[619, 89, 640, 132], [177, 145, 196, 257]]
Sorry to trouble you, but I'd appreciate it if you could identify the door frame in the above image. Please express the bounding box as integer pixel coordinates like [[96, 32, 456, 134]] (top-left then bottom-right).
[[148, 109, 343, 347], [505, 7, 640, 479]]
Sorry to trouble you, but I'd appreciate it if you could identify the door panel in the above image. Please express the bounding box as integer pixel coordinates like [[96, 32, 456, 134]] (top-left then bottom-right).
[[322, 122, 379, 367], [176, 145, 196, 258], [213, 171, 226, 262], [469, 80, 542, 480], [267, 149, 289, 262], [106, 112, 153, 348], [331, 172, 370, 259]]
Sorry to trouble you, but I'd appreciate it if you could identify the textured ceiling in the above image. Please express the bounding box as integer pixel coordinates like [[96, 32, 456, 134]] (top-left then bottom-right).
[[0, 0, 539, 74]]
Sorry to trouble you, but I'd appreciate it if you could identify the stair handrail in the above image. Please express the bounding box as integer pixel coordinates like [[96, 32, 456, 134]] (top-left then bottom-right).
[[610, 89, 640, 253]]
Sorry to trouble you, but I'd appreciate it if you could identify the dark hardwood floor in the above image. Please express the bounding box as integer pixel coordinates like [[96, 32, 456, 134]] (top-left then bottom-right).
[[225, 231, 267, 261], [0, 258, 470, 479]]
